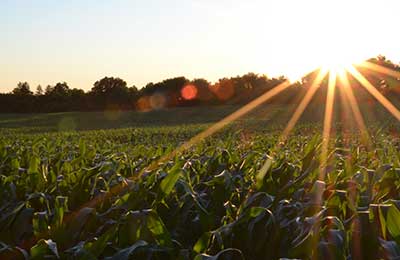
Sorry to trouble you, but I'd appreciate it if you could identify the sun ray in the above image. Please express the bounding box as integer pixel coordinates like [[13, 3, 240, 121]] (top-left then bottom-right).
[[281, 69, 328, 141], [347, 66, 400, 121], [24, 66, 342, 250], [319, 71, 336, 181], [23, 79, 299, 248], [256, 69, 328, 183], [339, 72, 372, 147], [54, 79, 299, 225], [98, 80, 294, 199], [306, 70, 337, 258], [170, 81, 292, 157], [359, 61, 400, 80]]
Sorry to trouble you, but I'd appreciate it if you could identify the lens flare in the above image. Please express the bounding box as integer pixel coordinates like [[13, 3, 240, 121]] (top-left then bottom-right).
[[181, 85, 198, 100], [211, 80, 235, 101], [149, 92, 167, 110]]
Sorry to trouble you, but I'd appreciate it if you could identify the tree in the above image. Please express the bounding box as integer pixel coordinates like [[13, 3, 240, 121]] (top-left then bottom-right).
[[191, 78, 214, 102], [70, 88, 85, 96], [90, 77, 130, 109], [35, 85, 44, 95], [91, 77, 128, 95], [192, 78, 210, 89], [45, 85, 53, 95], [128, 85, 139, 95], [12, 82, 33, 96], [49, 82, 70, 96]]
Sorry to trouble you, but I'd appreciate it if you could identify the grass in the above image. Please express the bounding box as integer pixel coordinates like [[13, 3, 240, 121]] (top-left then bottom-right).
[[0, 103, 400, 259]]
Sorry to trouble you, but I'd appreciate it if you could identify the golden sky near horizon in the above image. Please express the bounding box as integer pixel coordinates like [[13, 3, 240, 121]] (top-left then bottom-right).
[[1, 0, 399, 92]]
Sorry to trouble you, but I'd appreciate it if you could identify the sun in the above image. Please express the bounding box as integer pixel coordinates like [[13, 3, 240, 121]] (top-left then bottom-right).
[[320, 56, 351, 75], [286, 54, 358, 83], [317, 50, 366, 79], [281, 39, 367, 83]]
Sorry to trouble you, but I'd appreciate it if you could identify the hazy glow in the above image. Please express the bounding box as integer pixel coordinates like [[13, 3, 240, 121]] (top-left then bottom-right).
[[339, 72, 371, 146], [58, 78, 295, 228], [281, 69, 328, 140], [360, 61, 400, 80], [1, 0, 399, 91], [257, 69, 327, 182], [135, 79, 292, 175], [348, 66, 400, 121]]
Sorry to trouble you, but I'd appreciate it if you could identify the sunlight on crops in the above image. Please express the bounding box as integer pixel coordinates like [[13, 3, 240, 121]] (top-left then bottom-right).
[[1, 60, 400, 259]]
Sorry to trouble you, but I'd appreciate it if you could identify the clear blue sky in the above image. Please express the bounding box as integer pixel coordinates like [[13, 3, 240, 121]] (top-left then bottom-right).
[[1, 0, 399, 92]]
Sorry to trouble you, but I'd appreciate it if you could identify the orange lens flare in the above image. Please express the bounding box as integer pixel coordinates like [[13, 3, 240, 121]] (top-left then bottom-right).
[[181, 84, 198, 100], [136, 96, 151, 112], [211, 80, 235, 101]]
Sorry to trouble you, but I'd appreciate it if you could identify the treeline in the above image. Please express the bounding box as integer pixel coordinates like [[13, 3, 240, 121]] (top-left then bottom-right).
[[0, 55, 399, 113], [0, 74, 294, 113]]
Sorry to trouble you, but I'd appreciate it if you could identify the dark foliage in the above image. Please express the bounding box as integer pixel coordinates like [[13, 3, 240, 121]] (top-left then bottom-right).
[[1, 56, 399, 113]]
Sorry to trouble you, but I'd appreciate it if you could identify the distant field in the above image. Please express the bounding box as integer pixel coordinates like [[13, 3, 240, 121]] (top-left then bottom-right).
[[0, 101, 397, 133], [0, 106, 237, 132], [0, 104, 287, 133]]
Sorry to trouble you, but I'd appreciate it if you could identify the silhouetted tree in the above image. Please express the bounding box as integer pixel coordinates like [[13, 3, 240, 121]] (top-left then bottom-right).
[[128, 85, 139, 97], [139, 77, 189, 107], [45, 85, 53, 95], [91, 77, 127, 95], [49, 82, 70, 97], [35, 85, 43, 96], [12, 82, 33, 96], [192, 78, 215, 103], [90, 77, 131, 110]]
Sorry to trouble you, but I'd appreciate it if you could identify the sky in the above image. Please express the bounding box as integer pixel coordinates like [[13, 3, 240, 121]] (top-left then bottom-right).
[[1, 0, 399, 92]]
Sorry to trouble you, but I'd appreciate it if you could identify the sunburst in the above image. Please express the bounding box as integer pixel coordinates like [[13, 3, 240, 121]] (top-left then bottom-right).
[[39, 58, 400, 243], [92, 63, 397, 194]]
